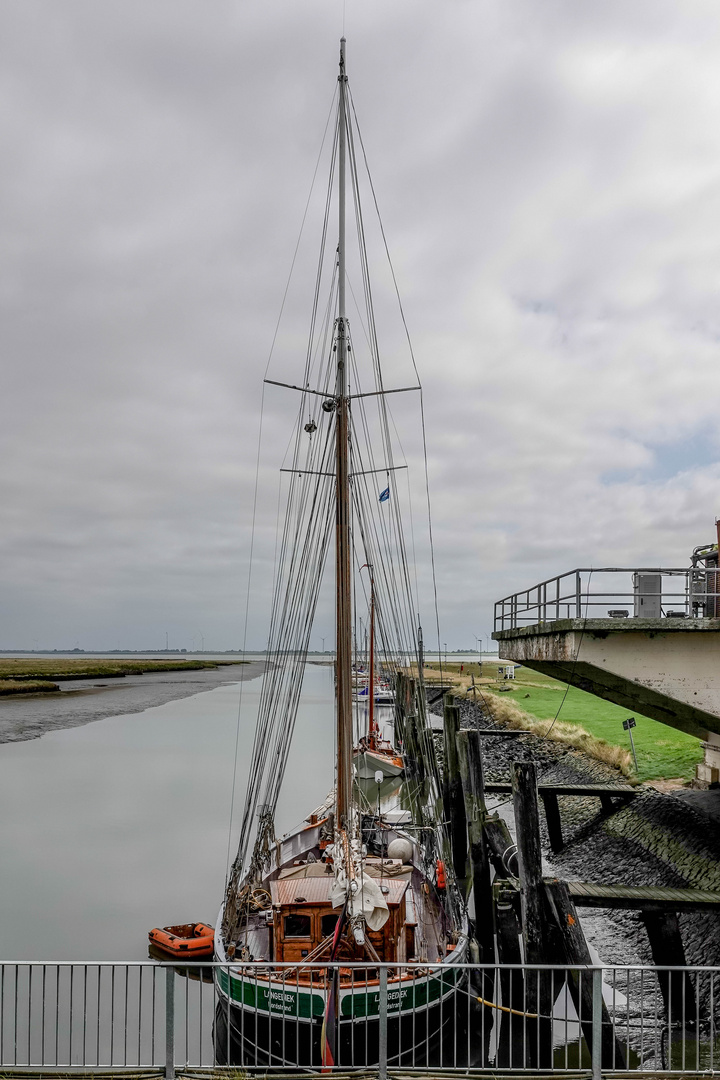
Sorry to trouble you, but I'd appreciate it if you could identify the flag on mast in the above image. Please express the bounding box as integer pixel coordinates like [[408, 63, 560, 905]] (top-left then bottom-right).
[[379, 486, 390, 503]]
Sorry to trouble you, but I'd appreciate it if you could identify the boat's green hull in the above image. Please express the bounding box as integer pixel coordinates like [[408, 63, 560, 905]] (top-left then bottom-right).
[[213, 965, 467, 1068]]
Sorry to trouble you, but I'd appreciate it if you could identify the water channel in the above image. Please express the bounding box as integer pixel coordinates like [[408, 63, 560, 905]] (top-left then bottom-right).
[[0, 660, 670, 1069], [0, 662, 335, 960]]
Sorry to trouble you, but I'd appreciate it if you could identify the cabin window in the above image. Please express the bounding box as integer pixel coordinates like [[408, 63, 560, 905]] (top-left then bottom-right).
[[284, 913, 311, 938], [321, 913, 339, 938]]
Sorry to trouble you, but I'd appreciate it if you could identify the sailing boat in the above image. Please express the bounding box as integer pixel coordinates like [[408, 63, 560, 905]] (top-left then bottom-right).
[[352, 567, 403, 780], [214, 40, 468, 1069]]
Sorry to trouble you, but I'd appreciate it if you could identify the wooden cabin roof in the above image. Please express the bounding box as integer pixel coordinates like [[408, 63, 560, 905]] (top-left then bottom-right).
[[270, 876, 408, 907]]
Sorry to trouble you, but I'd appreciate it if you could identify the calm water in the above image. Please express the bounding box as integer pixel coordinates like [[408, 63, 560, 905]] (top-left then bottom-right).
[[0, 663, 335, 960]]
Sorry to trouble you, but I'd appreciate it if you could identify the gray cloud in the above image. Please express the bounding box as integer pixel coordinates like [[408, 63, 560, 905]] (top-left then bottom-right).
[[2, 0, 720, 650]]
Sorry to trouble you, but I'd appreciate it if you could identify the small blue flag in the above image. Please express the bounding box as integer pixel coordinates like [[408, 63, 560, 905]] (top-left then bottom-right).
[[379, 486, 390, 503]]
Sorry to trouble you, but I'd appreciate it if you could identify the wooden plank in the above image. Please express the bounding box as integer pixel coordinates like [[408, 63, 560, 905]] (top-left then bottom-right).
[[485, 782, 637, 797], [564, 880, 720, 912]]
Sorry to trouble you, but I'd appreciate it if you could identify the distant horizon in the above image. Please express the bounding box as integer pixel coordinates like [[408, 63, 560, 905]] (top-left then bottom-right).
[[0, 647, 500, 657]]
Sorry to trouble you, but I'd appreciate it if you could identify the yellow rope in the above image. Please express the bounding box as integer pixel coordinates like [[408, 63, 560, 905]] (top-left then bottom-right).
[[476, 996, 539, 1019]]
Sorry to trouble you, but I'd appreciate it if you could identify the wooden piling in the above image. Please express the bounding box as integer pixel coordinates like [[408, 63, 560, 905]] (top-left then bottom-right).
[[394, 671, 406, 745], [641, 911, 698, 1024], [484, 814, 518, 878], [443, 697, 468, 886], [456, 729, 494, 961], [512, 761, 545, 960], [493, 880, 527, 1068], [403, 712, 421, 821], [540, 790, 564, 853], [512, 760, 553, 1067], [406, 676, 416, 720], [545, 878, 626, 1068]]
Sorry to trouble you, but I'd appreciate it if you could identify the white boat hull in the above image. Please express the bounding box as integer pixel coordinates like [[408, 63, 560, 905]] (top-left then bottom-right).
[[353, 748, 403, 779]]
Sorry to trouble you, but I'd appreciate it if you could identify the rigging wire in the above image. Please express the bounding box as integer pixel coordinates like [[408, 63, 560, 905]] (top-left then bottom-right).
[[224, 85, 340, 888], [348, 88, 445, 688], [226, 67, 454, 926]]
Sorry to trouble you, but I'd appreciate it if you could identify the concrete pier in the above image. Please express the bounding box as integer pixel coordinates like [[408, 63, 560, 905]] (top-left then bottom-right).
[[494, 617, 720, 783]]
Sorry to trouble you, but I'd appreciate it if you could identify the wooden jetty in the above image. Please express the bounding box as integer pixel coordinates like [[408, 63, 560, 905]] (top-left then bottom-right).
[[392, 676, 714, 1068], [484, 781, 638, 852], [566, 880, 720, 912]]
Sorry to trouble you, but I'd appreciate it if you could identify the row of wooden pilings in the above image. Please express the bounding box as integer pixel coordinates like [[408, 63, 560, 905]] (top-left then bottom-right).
[[395, 672, 624, 1069]]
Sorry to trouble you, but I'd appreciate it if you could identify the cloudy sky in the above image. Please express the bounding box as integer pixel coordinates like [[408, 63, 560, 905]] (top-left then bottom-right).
[[3, 0, 720, 652]]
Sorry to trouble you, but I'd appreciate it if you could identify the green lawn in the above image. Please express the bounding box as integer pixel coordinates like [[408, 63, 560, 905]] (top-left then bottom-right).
[[495, 669, 702, 782], [432, 662, 703, 782]]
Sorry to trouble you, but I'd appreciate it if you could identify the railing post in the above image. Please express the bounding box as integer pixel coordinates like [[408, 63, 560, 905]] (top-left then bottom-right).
[[592, 967, 602, 1080], [378, 966, 388, 1080], [576, 571, 582, 619], [165, 966, 175, 1080]]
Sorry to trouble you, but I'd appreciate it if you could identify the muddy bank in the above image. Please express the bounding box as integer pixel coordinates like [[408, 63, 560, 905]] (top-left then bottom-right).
[[0, 661, 266, 746], [430, 695, 720, 969]]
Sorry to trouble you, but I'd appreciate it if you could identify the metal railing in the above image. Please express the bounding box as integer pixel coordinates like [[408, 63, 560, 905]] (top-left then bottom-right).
[[494, 566, 720, 631], [1, 960, 719, 1076]]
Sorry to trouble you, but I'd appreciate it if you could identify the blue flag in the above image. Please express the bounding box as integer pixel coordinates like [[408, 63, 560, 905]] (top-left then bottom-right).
[[379, 486, 390, 503]]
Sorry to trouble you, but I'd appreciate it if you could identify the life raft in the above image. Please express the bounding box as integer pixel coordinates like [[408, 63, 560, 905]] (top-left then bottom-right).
[[148, 923, 215, 958]]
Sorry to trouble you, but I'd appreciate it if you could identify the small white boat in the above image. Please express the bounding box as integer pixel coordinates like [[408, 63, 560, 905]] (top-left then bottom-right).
[[354, 739, 404, 780]]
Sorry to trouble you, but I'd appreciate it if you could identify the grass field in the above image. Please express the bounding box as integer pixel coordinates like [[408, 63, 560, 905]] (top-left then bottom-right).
[[0, 658, 242, 678], [425, 661, 702, 783]]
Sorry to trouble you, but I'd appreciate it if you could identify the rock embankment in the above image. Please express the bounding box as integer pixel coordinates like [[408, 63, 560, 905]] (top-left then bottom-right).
[[430, 694, 720, 968]]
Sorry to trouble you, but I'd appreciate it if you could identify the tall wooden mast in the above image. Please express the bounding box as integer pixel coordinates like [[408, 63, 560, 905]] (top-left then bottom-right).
[[335, 37, 353, 827]]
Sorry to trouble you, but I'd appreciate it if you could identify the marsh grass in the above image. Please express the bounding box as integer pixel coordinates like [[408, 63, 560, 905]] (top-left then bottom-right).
[[0, 658, 242, 680], [418, 661, 701, 782], [478, 689, 634, 775], [0, 678, 59, 695]]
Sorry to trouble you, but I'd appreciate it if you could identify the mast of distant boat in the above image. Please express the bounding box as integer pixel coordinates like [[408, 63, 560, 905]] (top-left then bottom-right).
[[368, 567, 377, 746]]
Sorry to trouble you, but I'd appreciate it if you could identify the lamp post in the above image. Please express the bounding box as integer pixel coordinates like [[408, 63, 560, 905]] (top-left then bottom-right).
[[321, 636, 326, 655]]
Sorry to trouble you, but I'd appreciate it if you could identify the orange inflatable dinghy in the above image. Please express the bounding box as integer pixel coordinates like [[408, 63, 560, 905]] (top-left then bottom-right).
[[148, 923, 214, 959]]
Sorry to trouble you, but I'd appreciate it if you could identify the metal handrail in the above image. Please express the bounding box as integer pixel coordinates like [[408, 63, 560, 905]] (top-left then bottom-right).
[[494, 566, 720, 631], [0, 959, 718, 1076]]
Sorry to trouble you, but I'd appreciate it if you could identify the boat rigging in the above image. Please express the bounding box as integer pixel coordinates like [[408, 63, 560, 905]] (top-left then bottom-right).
[[214, 39, 468, 1069]]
